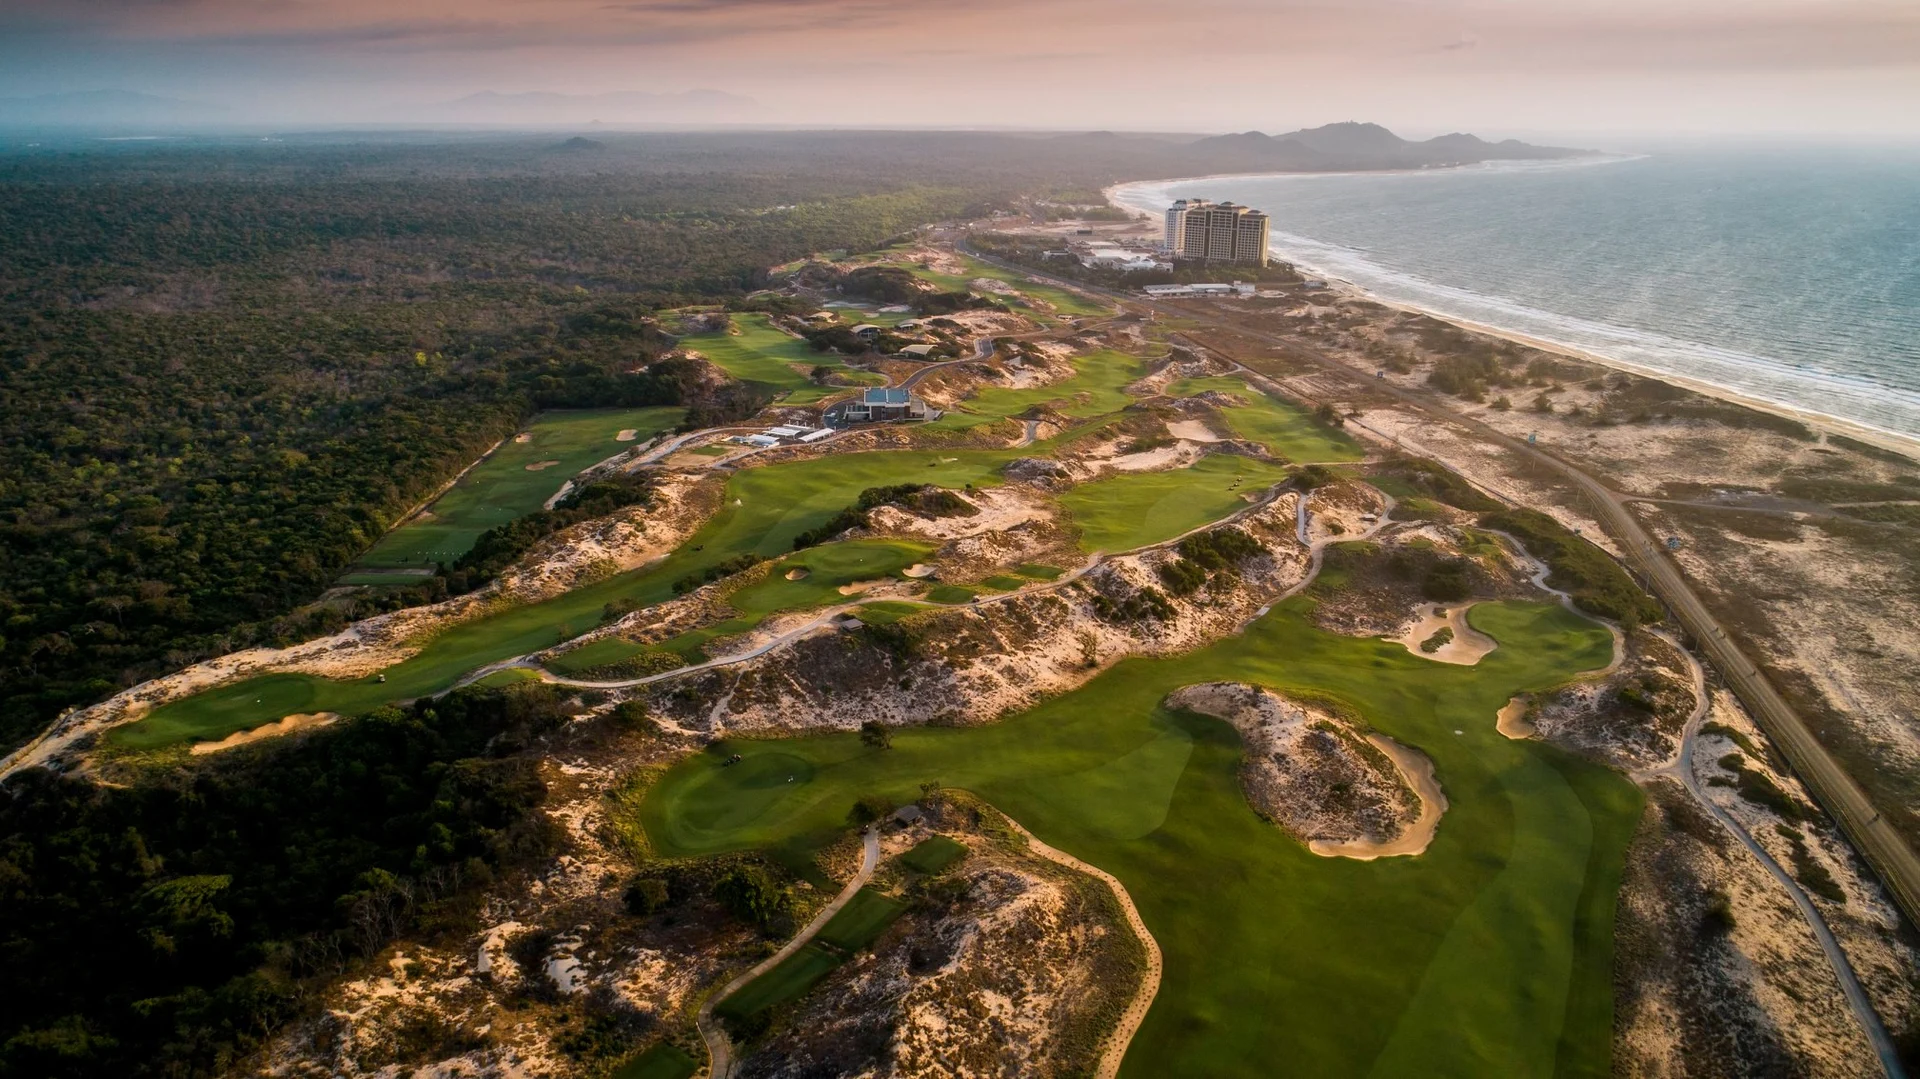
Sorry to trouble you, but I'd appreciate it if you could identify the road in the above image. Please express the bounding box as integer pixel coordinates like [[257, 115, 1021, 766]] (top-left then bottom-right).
[[695, 827, 882, 1079], [1103, 281, 1920, 934], [1642, 632, 1905, 1077]]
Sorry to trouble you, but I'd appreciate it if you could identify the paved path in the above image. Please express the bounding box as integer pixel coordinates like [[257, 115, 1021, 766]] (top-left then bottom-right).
[[1639, 633, 1905, 1078], [997, 813, 1161, 1079], [695, 828, 881, 1079]]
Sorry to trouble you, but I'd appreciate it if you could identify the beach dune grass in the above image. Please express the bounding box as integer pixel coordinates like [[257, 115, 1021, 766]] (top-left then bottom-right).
[[1059, 455, 1293, 552], [118, 449, 1018, 749], [641, 599, 1638, 1077], [355, 406, 683, 571], [1171, 376, 1365, 463]]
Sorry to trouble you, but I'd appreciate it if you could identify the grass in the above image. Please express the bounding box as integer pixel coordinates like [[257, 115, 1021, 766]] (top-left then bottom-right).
[[1058, 455, 1293, 552], [337, 570, 439, 587], [690, 444, 734, 457], [120, 449, 1019, 749], [853, 601, 933, 626], [472, 668, 540, 689], [681, 313, 881, 405], [544, 635, 647, 675], [1015, 563, 1067, 580], [353, 406, 684, 570], [898, 834, 968, 874], [928, 348, 1146, 430], [926, 585, 977, 605], [1170, 376, 1365, 463], [641, 599, 1638, 1078], [907, 253, 1111, 320], [614, 1044, 698, 1079], [813, 887, 907, 951], [714, 942, 842, 1021]]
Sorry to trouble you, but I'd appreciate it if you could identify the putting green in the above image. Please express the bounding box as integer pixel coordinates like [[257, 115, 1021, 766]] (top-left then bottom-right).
[[928, 348, 1146, 430], [681, 314, 882, 405], [641, 600, 1638, 1078], [118, 450, 1018, 749], [355, 406, 683, 571], [1058, 455, 1293, 552], [1171, 376, 1365, 463]]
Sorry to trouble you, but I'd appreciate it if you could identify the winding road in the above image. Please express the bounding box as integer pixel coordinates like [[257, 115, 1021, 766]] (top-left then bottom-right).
[[695, 828, 882, 1079]]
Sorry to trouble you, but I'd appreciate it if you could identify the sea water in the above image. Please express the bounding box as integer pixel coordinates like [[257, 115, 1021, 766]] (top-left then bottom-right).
[[1115, 148, 1920, 440]]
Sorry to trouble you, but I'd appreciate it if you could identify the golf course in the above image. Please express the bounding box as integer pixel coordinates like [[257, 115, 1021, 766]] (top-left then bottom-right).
[[1171, 375, 1368, 463], [352, 406, 684, 573], [681, 314, 883, 404], [639, 599, 1640, 1078]]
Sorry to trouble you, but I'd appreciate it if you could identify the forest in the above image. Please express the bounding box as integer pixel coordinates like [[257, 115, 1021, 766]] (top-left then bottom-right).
[[0, 131, 1141, 754]]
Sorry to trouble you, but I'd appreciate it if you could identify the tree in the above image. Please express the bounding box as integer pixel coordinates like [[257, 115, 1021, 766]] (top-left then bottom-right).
[[848, 794, 896, 825], [610, 699, 655, 734], [623, 876, 670, 915], [860, 719, 892, 750]]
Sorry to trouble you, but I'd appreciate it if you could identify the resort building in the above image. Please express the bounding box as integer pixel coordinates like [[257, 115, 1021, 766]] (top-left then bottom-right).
[[842, 387, 930, 423], [1167, 199, 1270, 266]]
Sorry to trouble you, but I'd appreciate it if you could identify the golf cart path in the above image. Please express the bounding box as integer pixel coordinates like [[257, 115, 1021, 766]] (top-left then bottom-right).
[[1639, 632, 1904, 1077], [998, 813, 1161, 1079], [696, 828, 881, 1079]]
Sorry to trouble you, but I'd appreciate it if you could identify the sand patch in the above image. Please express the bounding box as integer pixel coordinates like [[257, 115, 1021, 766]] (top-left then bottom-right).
[[903, 564, 936, 578], [1308, 734, 1447, 861], [525, 459, 562, 472], [189, 712, 340, 755], [1496, 695, 1536, 739], [513, 432, 533, 444], [1166, 419, 1223, 443], [1390, 603, 1497, 665], [616, 428, 639, 441], [785, 568, 810, 581]]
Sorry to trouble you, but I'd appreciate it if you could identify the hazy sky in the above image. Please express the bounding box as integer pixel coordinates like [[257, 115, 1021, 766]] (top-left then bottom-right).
[[3, 0, 1918, 137]]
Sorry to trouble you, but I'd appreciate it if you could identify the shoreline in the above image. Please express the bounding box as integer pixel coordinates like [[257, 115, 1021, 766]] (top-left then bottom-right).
[[1104, 176, 1920, 462]]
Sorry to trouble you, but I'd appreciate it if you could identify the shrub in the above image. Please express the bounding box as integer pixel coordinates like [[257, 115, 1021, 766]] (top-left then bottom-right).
[[1479, 508, 1663, 627], [624, 877, 670, 915]]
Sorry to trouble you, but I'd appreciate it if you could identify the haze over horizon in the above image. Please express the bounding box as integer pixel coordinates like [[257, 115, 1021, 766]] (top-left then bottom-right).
[[3, 0, 1919, 139]]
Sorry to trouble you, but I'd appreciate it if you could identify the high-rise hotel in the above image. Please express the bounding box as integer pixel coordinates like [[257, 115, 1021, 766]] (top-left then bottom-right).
[[1164, 199, 1270, 266]]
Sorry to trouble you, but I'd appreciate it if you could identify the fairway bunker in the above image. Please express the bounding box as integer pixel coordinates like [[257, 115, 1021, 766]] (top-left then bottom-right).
[[785, 568, 810, 581], [524, 459, 562, 471], [189, 711, 340, 755], [1307, 734, 1448, 861], [1496, 695, 1537, 739]]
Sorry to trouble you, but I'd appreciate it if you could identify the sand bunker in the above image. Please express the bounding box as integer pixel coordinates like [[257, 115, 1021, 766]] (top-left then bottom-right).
[[190, 712, 340, 755], [902, 564, 936, 578], [1308, 734, 1448, 861], [615, 428, 639, 441], [785, 568, 810, 581], [525, 459, 562, 472], [513, 433, 533, 443], [1496, 695, 1537, 739], [1166, 419, 1223, 443], [1391, 603, 1497, 665]]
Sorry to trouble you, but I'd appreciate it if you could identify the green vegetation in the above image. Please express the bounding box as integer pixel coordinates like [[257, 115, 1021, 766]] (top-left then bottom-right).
[[1059, 455, 1292, 551], [715, 942, 842, 1024], [642, 600, 1636, 1077], [1170, 376, 1365, 462], [907, 253, 1110, 320], [681, 314, 879, 405], [355, 407, 682, 570], [813, 887, 908, 951], [898, 834, 969, 874], [930, 348, 1146, 429], [853, 601, 933, 625], [614, 1043, 699, 1079], [1480, 509, 1665, 627], [0, 683, 565, 1078], [1015, 563, 1067, 580], [473, 667, 542, 689], [926, 585, 978, 605], [122, 450, 1014, 748]]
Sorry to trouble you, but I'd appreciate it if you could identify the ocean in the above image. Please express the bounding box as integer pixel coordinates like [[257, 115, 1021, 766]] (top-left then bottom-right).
[[1113, 148, 1920, 442]]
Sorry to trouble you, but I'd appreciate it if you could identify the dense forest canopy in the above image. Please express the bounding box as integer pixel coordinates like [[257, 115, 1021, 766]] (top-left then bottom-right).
[[0, 130, 1144, 753]]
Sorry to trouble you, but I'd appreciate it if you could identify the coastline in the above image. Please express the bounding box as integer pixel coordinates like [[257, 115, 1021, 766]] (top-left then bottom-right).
[[1104, 175, 1920, 462]]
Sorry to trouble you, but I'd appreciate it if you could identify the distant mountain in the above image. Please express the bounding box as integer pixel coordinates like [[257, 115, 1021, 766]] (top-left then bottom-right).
[[1186, 121, 1587, 171], [0, 90, 223, 127], [427, 90, 760, 125]]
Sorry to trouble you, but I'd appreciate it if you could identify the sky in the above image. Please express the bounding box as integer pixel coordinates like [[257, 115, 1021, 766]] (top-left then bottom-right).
[[3, 0, 1918, 139]]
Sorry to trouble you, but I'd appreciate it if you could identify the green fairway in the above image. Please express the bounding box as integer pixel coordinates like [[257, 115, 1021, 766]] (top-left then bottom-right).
[[1171, 376, 1365, 463], [898, 834, 968, 874], [120, 449, 1019, 748], [614, 1042, 698, 1079], [813, 887, 907, 951], [682, 313, 880, 405], [354, 406, 683, 571], [852, 601, 933, 625], [715, 943, 843, 1021], [641, 600, 1638, 1078], [909, 254, 1111, 320], [1059, 455, 1293, 551], [929, 348, 1146, 430]]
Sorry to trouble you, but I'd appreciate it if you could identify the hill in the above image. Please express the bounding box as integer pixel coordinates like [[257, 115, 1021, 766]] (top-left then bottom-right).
[[1186, 121, 1587, 171]]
